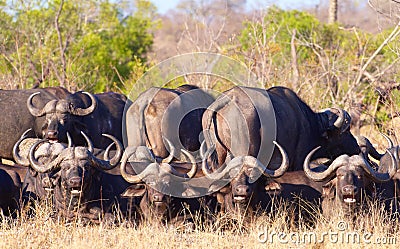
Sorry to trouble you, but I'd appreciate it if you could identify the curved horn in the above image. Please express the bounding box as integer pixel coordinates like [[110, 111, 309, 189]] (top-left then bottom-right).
[[381, 133, 394, 148], [27, 92, 46, 117], [80, 131, 93, 153], [269, 141, 289, 177], [203, 94, 232, 147], [181, 149, 197, 178], [120, 146, 157, 183], [165, 149, 198, 179], [333, 108, 344, 129], [120, 148, 143, 183], [12, 129, 33, 166], [103, 142, 115, 161], [360, 150, 397, 182], [92, 134, 123, 169], [356, 135, 384, 160], [29, 139, 64, 173], [70, 92, 97, 116], [67, 132, 72, 148], [303, 146, 347, 181], [201, 143, 216, 177], [200, 140, 207, 160], [161, 138, 175, 163], [248, 141, 289, 178]]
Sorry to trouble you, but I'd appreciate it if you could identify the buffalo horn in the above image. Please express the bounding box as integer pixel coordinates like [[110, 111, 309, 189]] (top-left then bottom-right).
[[361, 150, 397, 182], [244, 141, 289, 178], [13, 129, 33, 166], [70, 92, 97, 116], [161, 149, 197, 179], [303, 146, 347, 181], [161, 138, 175, 163], [120, 146, 156, 183], [80, 131, 93, 153], [27, 92, 47, 117], [91, 134, 123, 170], [29, 139, 65, 173], [381, 133, 394, 148]]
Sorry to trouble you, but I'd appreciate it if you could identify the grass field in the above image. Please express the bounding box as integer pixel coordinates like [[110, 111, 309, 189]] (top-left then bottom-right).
[[0, 196, 398, 249]]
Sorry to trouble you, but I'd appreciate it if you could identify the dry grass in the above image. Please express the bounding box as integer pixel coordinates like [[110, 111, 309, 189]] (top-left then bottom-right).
[[0, 197, 398, 249]]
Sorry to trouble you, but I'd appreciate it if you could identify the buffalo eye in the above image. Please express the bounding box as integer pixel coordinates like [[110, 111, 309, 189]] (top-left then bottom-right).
[[147, 180, 156, 186], [58, 114, 68, 125]]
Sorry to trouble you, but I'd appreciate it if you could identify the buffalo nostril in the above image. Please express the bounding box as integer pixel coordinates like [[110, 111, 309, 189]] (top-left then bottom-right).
[[47, 130, 58, 138], [153, 195, 160, 202], [68, 177, 81, 187], [342, 185, 356, 194], [235, 185, 250, 195]]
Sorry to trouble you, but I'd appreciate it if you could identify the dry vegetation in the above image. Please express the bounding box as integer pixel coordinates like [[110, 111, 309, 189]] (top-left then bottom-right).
[[0, 198, 398, 248], [1, 0, 400, 248]]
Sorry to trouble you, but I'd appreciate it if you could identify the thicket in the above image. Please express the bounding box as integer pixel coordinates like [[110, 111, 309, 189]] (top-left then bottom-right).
[[0, 0, 157, 93], [0, 2, 399, 136]]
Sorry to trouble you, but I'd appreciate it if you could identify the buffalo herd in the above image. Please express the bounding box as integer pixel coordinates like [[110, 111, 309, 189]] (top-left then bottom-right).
[[0, 84, 398, 225]]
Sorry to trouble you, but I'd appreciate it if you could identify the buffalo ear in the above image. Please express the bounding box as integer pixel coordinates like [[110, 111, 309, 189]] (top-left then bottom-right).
[[121, 184, 147, 198], [322, 178, 336, 200], [208, 181, 230, 194], [216, 193, 225, 204], [217, 185, 231, 194], [264, 180, 282, 195]]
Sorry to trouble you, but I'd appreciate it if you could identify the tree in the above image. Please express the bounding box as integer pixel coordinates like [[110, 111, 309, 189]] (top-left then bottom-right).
[[0, 0, 158, 92], [328, 0, 338, 23]]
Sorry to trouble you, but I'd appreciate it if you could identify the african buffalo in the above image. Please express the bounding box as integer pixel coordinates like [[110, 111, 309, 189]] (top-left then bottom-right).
[[304, 146, 397, 216], [119, 143, 210, 223], [201, 141, 289, 215], [377, 135, 400, 211], [0, 87, 70, 161], [27, 90, 127, 150], [124, 84, 214, 162], [200, 86, 362, 215], [19, 131, 126, 222], [202, 86, 361, 172], [0, 166, 22, 216]]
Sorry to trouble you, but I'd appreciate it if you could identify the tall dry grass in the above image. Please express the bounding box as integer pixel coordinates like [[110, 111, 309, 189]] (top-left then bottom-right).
[[0, 196, 398, 249]]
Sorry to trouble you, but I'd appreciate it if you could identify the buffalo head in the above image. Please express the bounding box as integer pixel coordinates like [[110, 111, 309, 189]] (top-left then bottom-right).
[[120, 140, 197, 220], [28, 132, 122, 214], [318, 108, 360, 159], [201, 141, 289, 213], [304, 146, 396, 215], [27, 91, 97, 143]]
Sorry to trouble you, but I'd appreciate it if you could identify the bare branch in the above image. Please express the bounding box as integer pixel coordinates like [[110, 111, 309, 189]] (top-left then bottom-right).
[[354, 20, 400, 86], [290, 29, 299, 89], [55, 0, 66, 87]]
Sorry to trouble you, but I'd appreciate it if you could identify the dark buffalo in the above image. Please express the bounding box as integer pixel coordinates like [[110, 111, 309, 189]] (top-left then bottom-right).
[[119, 144, 210, 223], [0, 87, 70, 161], [0, 165, 22, 216], [65, 91, 127, 149], [377, 135, 400, 211], [202, 86, 361, 172], [124, 85, 214, 161], [19, 132, 126, 222], [27, 90, 127, 150], [201, 141, 289, 215], [122, 85, 216, 223], [201, 86, 361, 214], [304, 146, 397, 216]]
